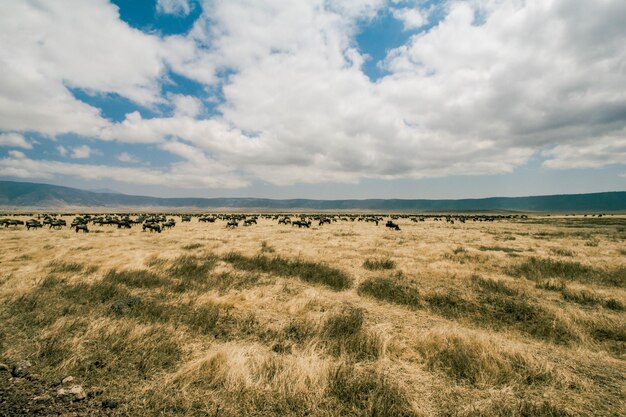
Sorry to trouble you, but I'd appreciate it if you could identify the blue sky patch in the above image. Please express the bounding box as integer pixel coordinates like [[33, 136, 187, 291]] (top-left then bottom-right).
[[111, 0, 202, 35], [70, 88, 159, 122], [355, 1, 446, 81]]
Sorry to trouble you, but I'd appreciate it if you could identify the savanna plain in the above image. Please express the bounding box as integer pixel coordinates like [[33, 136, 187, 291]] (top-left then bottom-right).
[[0, 213, 624, 416]]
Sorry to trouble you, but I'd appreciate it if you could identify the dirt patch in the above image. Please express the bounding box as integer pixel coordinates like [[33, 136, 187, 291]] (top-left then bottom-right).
[[0, 366, 117, 416]]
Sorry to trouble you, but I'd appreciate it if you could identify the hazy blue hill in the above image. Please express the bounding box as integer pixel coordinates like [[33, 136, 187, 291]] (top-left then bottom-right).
[[0, 180, 624, 211]]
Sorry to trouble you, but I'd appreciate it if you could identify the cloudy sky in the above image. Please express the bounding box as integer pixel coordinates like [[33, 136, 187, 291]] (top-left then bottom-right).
[[0, 0, 624, 199]]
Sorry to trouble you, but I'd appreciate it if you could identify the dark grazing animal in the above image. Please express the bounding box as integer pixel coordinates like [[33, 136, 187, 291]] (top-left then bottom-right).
[[226, 220, 239, 228], [75, 224, 89, 233], [26, 219, 43, 230], [49, 219, 66, 229], [3, 219, 25, 227], [163, 219, 176, 230], [143, 223, 162, 233], [385, 220, 401, 231], [292, 220, 311, 228]]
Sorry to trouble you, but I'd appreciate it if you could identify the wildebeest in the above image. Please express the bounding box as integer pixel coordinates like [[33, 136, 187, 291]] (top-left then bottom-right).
[[244, 219, 257, 226], [2, 219, 25, 227], [26, 219, 43, 230], [163, 219, 176, 230], [143, 223, 161, 233], [226, 220, 239, 228], [117, 219, 132, 229], [318, 218, 331, 226], [75, 224, 89, 233], [49, 219, 66, 229], [292, 220, 311, 228], [385, 220, 401, 231]]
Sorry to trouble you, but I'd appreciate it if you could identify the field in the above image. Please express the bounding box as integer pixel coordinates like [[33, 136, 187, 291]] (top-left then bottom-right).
[[0, 213, 625, 416]]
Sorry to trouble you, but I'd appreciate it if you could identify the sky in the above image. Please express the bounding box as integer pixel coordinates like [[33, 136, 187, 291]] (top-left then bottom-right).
[[0, 0, 625, 199]]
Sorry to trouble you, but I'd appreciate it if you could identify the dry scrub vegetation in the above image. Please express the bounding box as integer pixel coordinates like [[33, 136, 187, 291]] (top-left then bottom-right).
[[0, 214, 625, 416]]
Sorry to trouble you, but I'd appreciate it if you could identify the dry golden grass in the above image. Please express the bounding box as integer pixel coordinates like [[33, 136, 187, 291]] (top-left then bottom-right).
[[0, 213, 625, 416]]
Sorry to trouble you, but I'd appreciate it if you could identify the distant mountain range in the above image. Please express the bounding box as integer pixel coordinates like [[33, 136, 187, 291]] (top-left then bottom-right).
[[0, 180, 625, 212]]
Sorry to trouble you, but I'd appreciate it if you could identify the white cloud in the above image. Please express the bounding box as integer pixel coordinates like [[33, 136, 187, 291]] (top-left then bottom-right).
[[70, 145, 94, 159], [157, 0, 191, 16], [117, 152, 140, 163], [0, 0, 169, 137], [169, 94, 203, 118], [57, 145, 68, 157], [7, 150, 26, 159], [0, 133, 32, 149], [0, 152, 247, 188], [542, 134, 626, 169], [392, 7, 427, 30]]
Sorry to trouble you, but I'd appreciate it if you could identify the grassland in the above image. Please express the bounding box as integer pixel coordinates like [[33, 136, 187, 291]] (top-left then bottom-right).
[[0, 214, 624, 416]]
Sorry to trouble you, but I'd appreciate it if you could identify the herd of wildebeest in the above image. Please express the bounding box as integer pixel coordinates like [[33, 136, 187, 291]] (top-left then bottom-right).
[[0, 213, 532, 233]]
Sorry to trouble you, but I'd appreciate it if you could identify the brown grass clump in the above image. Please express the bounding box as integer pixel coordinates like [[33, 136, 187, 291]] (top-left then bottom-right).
[[358, 276, 420, 307], [535, 279, 567, 292], [48, 260, 97, 275], [322, 306, 384, 360], [424, 277, 579, 345], [104, 268, 168, 289], [362, 258, 395, 270], [478, 246, 521, 253], [223, 252, 352, 290], [166, 254, 218, 279], [181, 243, 203, 250], [508, 257, 625, 287], [471, 275, 519, 296], [328, 363, 417, 417], [416, 330, 553, 387]]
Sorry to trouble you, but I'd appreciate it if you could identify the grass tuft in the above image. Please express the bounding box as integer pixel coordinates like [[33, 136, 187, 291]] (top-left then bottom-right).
[[507, 257, 626, 287], [323, 306, 364, 338], [478, 246, 521, 253], [424, 286, 578, 345], [362, 258, 395, 270], [77, 324, 183, 379], [471, 275, 519, 296], [603, 298, 625, 311], [104, 269, 168, 289], [167, 254, 217, 279], [322, 306, 382, 360], [583, 316, 626, 354], [550, 248, 575, 257], [458, 398, 573, 417], [535, 279, 567, 292], [260, 241, 276, 253], [561, 288, 601, 306], [181, 243, 203, 250], [223, 253, 352, 290], [281, 317, 316, 344], [48, 260, 97, 274], [328, 364, 416, 417], [358, 277, 420, 307], [417, 331, 553, 387]]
